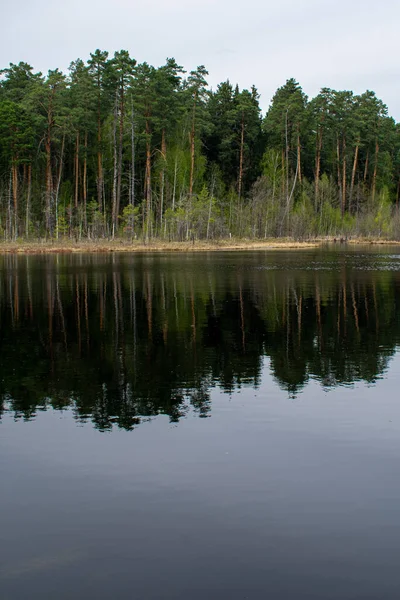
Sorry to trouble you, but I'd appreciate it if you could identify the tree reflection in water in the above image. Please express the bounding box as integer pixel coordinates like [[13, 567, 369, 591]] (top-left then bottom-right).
[[1, 251, 399, 430]]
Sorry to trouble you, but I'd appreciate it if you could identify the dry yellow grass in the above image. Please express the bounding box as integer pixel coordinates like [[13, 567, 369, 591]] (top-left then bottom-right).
[[0, 237, 399, 254], [0, 238, 319, 254]]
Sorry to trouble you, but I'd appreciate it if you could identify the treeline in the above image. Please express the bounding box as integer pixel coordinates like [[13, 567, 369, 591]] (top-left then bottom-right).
[[1, 254, 398, 429], [0, 51, 400, 241]]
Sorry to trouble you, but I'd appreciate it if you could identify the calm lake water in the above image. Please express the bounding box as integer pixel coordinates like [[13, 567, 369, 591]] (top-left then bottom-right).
[[2, 247, 400, 599]]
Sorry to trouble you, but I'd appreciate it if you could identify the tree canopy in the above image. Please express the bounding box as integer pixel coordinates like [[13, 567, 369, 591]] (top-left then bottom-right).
[[0, 52, 399, 241]]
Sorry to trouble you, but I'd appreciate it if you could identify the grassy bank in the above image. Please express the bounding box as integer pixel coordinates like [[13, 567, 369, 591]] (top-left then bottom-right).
[[0, 237, 399, 254]]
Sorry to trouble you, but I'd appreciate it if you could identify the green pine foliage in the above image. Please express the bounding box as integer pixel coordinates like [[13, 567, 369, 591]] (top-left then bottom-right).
[[0, 54, 399, 241]]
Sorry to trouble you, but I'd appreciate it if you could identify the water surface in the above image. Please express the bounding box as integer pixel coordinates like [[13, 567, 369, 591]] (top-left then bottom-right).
[[2, 248, 400, 599]]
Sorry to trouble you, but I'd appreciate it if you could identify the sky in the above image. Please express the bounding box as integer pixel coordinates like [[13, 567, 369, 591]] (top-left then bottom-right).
[[2, 0, 400, 120]]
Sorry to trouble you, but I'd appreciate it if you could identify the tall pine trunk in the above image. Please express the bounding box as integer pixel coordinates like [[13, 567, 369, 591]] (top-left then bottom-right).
[[44, 86, 57, 237], [189, 92, 197, 196], [45, 141, 52, 236], [54, 131, 65, 240], [372, 139, 379, 202], [285, 108, 289, 202], [25, 163, 31, 238], [12, 160, 18, 239], [364, 150, 369, 183], [159, 128, 166, 229], [145, 116, 152, 239], [116, 85, 124, 224], [172, 156, 178, 212], [238, 113, 244, 199], [96, 77, 103, 215], [83, 131, 88, 231], [45, 125, 53, 236], [342, 136, 346, 214], [336, 135, 343, 216], [314, 128, 322, 209], [130, 102, 135, 207], [112, 97, 118, 238], [281, 149, 285, 198], [297, 128, 302, 185], [74, 131, 79, 209], [349, 142, 359, 211]]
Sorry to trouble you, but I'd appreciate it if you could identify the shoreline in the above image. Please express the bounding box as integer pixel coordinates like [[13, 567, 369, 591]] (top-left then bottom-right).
[[0, 237, 399, 254]]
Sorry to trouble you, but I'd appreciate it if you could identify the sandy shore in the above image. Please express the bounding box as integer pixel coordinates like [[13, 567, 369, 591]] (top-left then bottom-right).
[[0, 237, 399, 254]]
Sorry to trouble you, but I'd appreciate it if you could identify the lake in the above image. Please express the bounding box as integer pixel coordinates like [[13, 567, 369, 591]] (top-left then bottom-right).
[[1, 247, 400, 599]]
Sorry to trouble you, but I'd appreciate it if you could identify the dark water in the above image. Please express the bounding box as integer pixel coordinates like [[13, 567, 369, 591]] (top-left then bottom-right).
[[2, 248, 400, 599]]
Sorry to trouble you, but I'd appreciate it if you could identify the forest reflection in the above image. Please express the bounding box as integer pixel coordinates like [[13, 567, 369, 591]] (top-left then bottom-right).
[[1, 252, 400, 430]]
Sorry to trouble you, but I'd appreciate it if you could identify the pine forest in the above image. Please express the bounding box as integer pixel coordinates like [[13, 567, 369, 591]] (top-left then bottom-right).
[[1, 51, 400, 242]]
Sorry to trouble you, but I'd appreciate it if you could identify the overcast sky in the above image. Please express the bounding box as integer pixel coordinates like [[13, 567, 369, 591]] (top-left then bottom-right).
[[2, 0, 400, 119]]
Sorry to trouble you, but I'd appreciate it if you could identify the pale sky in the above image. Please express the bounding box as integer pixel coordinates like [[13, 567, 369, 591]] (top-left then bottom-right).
[[2, 0, 400, 120]]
